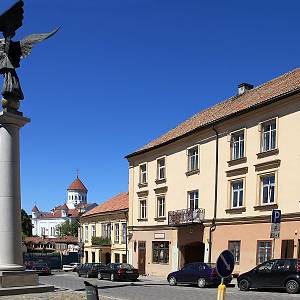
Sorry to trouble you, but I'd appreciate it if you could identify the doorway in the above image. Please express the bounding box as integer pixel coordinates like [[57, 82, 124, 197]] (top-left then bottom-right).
[[281, 240, 294, 258], [183, 242, 205, 265], [138, 241, 146, 275], [105, 252, 111, 264]]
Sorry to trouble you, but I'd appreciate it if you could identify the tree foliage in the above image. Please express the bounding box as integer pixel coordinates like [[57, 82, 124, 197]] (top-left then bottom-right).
[[21, 209, 32, 237], [56, 219, 79, 237]]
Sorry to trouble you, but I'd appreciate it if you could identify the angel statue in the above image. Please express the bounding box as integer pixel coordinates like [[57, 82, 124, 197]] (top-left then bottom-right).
[[0, 0, 59, 114]]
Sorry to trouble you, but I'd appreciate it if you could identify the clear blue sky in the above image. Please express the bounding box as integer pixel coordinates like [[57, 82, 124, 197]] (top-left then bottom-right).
[[2, 0, 299, 213]]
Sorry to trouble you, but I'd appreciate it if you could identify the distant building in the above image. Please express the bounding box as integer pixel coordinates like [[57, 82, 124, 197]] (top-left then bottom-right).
[[31, 176, 97, 237], [80, 192, 128, 264]]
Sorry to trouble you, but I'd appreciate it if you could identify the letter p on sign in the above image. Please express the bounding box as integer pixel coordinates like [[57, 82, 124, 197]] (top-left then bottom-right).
[[272, 209, 281, 224]]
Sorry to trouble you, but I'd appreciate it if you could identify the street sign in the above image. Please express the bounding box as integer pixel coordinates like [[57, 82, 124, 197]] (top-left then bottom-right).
[[216, 250, 235, 278], [270, 209, 281, 239], [271, 209, 281, 224]]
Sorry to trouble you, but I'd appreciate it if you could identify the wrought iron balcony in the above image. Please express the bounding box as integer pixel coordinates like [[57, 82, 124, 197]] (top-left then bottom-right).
[[168, 208, 205, 226]]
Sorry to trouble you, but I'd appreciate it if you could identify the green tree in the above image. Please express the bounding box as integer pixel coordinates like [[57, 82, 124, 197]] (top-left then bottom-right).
[[56, 219, 79, 237], [21, 209, 32, 237]]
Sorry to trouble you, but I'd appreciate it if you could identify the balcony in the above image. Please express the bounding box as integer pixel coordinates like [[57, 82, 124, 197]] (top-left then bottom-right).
[[168, 208, 205, 226], [91, 237, 111, 246]]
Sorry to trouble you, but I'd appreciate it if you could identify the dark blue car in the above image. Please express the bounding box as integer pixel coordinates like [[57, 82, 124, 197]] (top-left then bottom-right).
[[167, 262, 232, 288]]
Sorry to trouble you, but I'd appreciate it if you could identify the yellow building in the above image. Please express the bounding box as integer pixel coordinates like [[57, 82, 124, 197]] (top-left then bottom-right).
[[126, 67, 300, 276], [80, 192, 128, 264]]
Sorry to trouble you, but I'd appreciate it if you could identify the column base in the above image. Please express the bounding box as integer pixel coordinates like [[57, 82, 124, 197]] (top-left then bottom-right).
[[0, 270, 38, 288], [0, 264, 25, 271]]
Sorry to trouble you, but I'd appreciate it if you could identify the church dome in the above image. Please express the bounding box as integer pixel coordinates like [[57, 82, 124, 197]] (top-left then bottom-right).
[[67, 177, 88, 192]]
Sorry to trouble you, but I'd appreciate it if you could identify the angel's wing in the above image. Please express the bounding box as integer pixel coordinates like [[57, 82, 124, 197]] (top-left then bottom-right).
[[20, 27, 60, 59], [0, 1, 24, 38]]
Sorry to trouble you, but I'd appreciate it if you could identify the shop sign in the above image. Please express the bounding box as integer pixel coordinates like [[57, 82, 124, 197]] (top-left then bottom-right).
[[154, 233, 165, 239]]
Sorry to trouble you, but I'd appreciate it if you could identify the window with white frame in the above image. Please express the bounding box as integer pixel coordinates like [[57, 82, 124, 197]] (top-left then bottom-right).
[[115, 223, 119, 243], [122, 223, 127, 243], [228, 241, 241, 265], [139, 163, 147, 184], [157, 195, 166, 218], [188, 190, 199, 210], [139, 199, 147, 219], [91, 225, 96, 238], [257, 241, 272, 264], [231, 180, 244, 208], [261, 120, 277, 152], [231, 130, 245, 160], [187, 146, 199, 172], [260, 174, 275, 204], [101, 223, 111, 239], [84, 225, 88, 242], [157, 157, 166, 180]]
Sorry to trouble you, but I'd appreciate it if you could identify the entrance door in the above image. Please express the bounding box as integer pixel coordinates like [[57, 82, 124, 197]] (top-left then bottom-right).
[[281, 240, 294, 258], [138, 241, 146, 275], [183, 242, 205, 264]]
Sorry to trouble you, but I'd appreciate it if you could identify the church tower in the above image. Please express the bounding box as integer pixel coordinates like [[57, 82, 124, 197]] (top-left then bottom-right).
[[66, 176, 88, 209]]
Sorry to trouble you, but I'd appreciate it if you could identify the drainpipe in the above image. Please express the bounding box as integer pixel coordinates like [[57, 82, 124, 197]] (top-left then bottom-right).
[[208, 127, 219, 263]]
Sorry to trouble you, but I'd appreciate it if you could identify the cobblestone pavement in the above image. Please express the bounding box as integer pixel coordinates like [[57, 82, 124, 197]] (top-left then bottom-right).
[[37, 272, 300, 300]]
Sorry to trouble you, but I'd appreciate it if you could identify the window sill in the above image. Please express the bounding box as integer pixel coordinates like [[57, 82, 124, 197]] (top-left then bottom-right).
[[257, 149, 279, 159], [154, 217, 166, 222], [225, 207, 246, 214], [155, 178, 166, 184], [254, 203, 278, 211], [137, 218, 148, 222], [138, 182, 148, 188], [185, 169, 200, 176], [227, 157, 247, 167]]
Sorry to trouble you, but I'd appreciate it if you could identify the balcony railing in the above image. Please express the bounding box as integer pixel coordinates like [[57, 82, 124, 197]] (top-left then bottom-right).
[[168, 208, 205, 226]]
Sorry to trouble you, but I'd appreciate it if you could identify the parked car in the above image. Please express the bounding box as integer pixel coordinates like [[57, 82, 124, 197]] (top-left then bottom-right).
[[77, 263, 106, 278], [63, 262, 81, 272], [167, 262, 232, 288], [238, 259, 300, 294], [31, 262, 51, 275], [97, 263, 139, 281]]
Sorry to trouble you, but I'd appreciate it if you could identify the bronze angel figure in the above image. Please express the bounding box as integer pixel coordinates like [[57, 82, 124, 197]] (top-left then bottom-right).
[[0, 0, 59, 113]]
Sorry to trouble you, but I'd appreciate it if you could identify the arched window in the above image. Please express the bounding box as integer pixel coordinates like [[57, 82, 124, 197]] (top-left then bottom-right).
[[75, 195, 77, 200]]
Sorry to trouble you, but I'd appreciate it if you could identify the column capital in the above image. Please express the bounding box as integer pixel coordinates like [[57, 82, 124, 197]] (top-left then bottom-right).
[[0, 111, 30, 127]]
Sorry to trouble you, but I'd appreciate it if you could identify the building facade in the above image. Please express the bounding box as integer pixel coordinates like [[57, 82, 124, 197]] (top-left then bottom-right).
[[31, 176, 96, 237], [126, 67, 300, 276], [80, 192, 129, 265]]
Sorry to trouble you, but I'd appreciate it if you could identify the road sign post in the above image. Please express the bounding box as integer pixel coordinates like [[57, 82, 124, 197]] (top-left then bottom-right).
[[270, 209, 281, 258], [216, 250, 235, 300]]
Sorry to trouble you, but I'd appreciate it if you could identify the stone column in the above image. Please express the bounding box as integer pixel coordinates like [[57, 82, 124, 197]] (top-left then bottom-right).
[[0, 111, 30, 271]]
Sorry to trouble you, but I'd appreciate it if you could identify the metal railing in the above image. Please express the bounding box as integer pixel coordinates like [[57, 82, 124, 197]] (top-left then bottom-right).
[[168, 208, 205, 226]]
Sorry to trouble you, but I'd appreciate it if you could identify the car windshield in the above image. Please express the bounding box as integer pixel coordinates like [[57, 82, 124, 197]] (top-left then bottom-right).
[[118, 264, 134, 270]]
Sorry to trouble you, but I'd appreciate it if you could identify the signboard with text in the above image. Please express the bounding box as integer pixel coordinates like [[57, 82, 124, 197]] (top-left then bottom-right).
[[270, 209, 281, 239]]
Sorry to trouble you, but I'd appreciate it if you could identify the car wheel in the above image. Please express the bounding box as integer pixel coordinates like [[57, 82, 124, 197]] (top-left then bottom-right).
[[197, 278, 206, 288], [239, 279, 250, 291], [97, 272, 102, 280], [286, 280, 299, 294], [168, 276, 177, 286], [110, 273, 115, 281]]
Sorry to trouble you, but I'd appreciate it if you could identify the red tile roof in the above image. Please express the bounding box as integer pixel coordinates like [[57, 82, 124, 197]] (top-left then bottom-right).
[[32, 205, 39, 212], [24, 236, 78, 244], [82, 192, 128, 217], [67, 177, 88, 191], [126, 67, 300, 158]]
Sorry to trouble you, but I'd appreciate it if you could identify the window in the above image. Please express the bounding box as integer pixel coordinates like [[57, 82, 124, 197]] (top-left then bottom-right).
[[92, 252, 95, 263], [115, 253, 120, 263], [157, 157, 166, 180], [122, 254, 127, 263], [187, 146, 199, 172], [257, 241, 272, 264], [261, 120, 277, 152], [84, 225, 88, 242], [41, 227, 46, 235], [260, 174, 275, 204], [188, 190, 199, 210], [152, 241, 169, 264], [115, 223, 119, 243], [122, 223, 127, 243], [157, 196, 166, 218], [91, 225, 96, 238], [85, 251, 88, 263], [231, 180, 244, 208], [228, 241, 241, 264], [101, 223, 111, 239], [231, 130, 245, 160], [139, 163, 147, 184], [139, 199, 147, 219]]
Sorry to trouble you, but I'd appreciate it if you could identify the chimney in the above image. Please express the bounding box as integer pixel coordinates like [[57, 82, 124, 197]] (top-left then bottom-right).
[[238, 83, 253, 95]]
